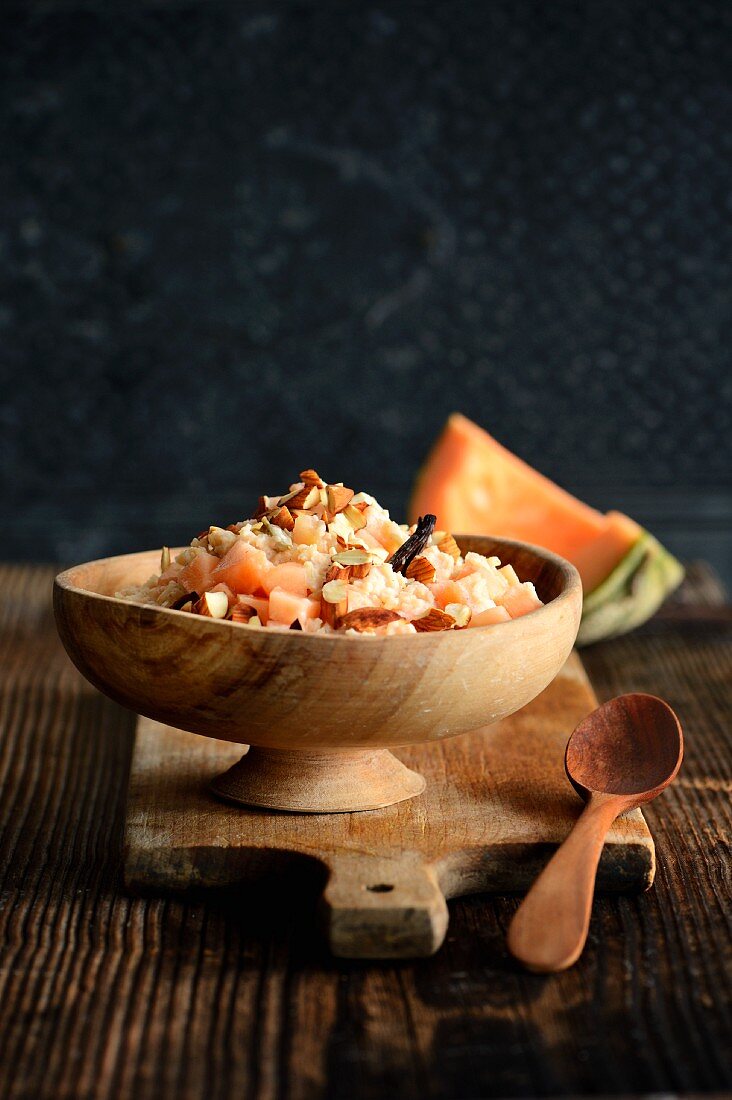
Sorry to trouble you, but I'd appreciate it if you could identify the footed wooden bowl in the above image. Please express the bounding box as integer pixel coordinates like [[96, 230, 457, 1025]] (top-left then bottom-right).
[[54, 536, 582, 813]]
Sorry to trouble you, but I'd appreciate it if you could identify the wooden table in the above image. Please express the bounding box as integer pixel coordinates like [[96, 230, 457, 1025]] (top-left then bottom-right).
[[0, 563, 730, 1099]]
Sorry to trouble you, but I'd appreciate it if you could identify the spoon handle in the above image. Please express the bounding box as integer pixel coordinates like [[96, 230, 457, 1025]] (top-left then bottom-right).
[[507, 793, 623, 972]]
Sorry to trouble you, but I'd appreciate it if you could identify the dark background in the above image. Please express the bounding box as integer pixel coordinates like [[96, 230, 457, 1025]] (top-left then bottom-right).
[[2, 0, 731, 580]]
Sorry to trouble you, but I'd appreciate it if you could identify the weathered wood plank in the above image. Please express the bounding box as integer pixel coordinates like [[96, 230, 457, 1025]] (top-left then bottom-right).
[[123, 652, 654, 960], [0, 564, 729, 1099]]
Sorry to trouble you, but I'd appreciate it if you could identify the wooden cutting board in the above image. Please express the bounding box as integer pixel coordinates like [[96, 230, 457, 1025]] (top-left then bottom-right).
[[124, 652, 654, 958]]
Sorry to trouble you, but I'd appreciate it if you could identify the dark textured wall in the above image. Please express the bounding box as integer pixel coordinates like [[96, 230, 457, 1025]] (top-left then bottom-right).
[[2, 1, 731, 572]]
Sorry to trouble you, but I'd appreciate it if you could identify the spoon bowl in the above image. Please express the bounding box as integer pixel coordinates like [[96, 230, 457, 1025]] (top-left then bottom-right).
[[566, 693, 684, 801]]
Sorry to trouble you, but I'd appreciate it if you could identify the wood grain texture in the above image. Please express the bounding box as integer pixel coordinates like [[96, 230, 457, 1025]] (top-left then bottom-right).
[[53, 537, 582, 754], [0, 561, 730, 1098], [124, 654, 653, 959]]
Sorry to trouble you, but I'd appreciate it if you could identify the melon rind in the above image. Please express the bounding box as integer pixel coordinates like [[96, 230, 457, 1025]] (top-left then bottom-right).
[[576, 530, 684, 646]]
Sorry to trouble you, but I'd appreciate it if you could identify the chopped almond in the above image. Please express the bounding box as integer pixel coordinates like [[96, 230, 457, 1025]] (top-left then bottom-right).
[[322, 579, 349, 602], [320, 564, 349, 627], [342, 503, 368, 530], [231, 604, 256, 623], [412, 608, 456, 632], [269, 505, 295, 531], [160, 546, 171, 572], [299, 468, 324, 487], [287, 484, 321, 511], [324, 484, 354, 522], [348, 562, 371, 579], [404, 555, 436, 584], [436, 532, 461, 560], [253, 495, 269, 519], [193, 590, 229, 619], [445, 602, 472, 628], [208, 582, 236, 608], [339, 608, 403, 632], [332, 548, 371, 580]]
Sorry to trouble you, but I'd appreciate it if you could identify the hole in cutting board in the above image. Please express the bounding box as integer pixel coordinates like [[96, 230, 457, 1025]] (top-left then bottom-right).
[[366, 883, 394, 893]]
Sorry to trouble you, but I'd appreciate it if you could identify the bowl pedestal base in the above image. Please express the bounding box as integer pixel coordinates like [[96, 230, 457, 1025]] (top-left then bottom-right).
[[210, 746, 426, 813]]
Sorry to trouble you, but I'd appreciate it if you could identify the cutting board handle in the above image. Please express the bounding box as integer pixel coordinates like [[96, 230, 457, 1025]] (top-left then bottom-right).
[[323, 852, 448, 958]]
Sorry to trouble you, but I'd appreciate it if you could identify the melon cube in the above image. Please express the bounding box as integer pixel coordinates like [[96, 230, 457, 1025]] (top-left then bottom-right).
[[268, 588, 320, 628], [178, 551, 219, 595], [261, 562, 309, 597], [499, 582, 543, 619], [469, 604, 511, 627], [293, 513, 322, 546], [430, 580, 469, 610], [366, 515, 406, 555], [214, 541, 272, 596]]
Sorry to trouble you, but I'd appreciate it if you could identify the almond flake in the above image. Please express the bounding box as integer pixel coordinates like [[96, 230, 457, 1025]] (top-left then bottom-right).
[[320, 566, 348, 627], [269, 505, 295, 531], [321, 578, 349, 603], [436, 532, 461, 560], [412, 608, 456, 632], [160, 546, 171, 572], [332, 548, 371, 566], [445, 602, 472, 628], [404, 555, 436, 584], [193, 590, 229, 619], [339, 608, 403, 632]]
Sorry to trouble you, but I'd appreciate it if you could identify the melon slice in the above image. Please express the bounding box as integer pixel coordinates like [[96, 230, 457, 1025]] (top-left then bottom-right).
[[409, 413, 683, 644]]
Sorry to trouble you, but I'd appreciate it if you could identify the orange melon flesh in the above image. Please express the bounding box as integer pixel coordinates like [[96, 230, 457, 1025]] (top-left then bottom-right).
[[214, 542, 271, 596], [268, 589, 320, 627], [261, 562, 309, 598], [409, 413, 641, 593], [178, 551, 219, 594]]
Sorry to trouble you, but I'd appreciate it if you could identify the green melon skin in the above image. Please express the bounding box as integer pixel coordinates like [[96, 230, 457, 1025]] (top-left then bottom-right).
[[576, 530, 684, 647]]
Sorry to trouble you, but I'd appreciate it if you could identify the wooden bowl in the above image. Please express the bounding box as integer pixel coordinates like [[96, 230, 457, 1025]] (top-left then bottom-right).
[[54, 536, 582, 812]]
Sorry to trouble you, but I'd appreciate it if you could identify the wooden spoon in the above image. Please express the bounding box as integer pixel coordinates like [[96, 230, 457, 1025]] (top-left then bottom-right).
[[507, 693, 683, 973]]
